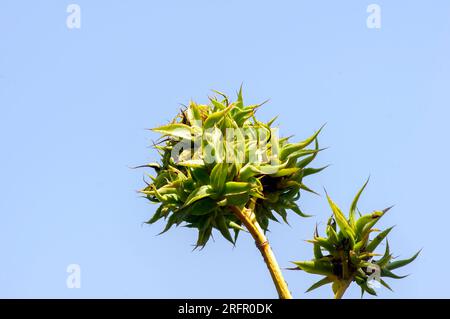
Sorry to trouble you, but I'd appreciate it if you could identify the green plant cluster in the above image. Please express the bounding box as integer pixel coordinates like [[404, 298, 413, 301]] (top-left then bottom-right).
[[139, 88, 419, 298], [140, 89, 325, 248], [291, 180, 420, 297]]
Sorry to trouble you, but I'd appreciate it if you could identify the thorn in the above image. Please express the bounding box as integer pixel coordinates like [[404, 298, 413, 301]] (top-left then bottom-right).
[[258, 99, 271, 107], [314, 223, 319, 237], [131, 164, 151, 169], [383, 205, 395, 213]]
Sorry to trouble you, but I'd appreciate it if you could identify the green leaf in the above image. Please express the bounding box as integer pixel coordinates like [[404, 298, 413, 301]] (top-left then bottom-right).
[[186, 102, 202, 126], [361, 281, 377, 296], [349, 178, 369, 227], [152, 123, 196, 140], [191, 167, 210, 184], [211, 90, 229, 106], [302, 165, 329, 177], [158, 212, 180, 235], [366, 226, 394, 252], [177, 159, 205, 168], [306, 277, 332, 293], [267, 115, 278, 127], [269, 167, 299, 177], [209, 98, 226, 111], [296, 139, 320, 169], [215, 213, 234, 244], [234, 107, 256, 126], [238, 164, 259, 181], [309, 237, 335, 252], [204, 104, 234, 129], [355, 210, 384, 237], [183, 185, 214, 207], [292, 260, 334, 276], [196, 221, 213, 248], [238, 162, 289, 180], [188, 198, 217, 216], [145, 205, 164, 224], [360, 211, 387, 238], [224, 181, 254, 196], [380, 278, 394, 292], [326, 194, 355, 239], [228, 221, 246, 232], [210, 162, 228, 194], [285, 148, 322, 162], [381, 268, 408, 279], [326, 224, 339, 245], [313, 241, 324, 259], [386, 250, 421, 271], [299, 184, 319, 195], [224, 193, 250, 206], [279, 125, 324, 160], [289, 203, 312, 218], [274, 207, 289, 224], [376, 240, 392, 268], [236, 84, 244, 109]]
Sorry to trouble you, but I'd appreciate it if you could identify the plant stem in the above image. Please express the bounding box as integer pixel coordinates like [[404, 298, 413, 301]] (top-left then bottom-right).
[[334, 279, 352, 299], [230, 205, 292, 299]]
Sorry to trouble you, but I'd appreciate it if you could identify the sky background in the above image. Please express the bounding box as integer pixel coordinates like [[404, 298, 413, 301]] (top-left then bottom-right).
[[1, 0, 449, 298]]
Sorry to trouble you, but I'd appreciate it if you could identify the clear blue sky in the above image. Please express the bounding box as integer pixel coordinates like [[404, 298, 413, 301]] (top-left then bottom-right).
[[1, 0, 449, 298]]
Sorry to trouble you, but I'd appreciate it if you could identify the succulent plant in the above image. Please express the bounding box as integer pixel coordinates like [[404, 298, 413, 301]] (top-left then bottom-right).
[[290, 180, 420, 298], [138, 88, 325, 298]]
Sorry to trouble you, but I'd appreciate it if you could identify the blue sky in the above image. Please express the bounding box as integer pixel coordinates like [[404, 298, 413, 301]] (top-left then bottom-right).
[[1, 0, 449, 298]]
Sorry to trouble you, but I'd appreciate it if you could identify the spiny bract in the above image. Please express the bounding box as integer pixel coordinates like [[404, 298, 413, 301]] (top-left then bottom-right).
[[291, 180, 420, 297], [139, 88, 325, 248]]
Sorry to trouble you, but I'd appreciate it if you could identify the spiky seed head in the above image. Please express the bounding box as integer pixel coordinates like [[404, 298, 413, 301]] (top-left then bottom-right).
[[291, 180, 420, 297], [139, 88, 325, 248]]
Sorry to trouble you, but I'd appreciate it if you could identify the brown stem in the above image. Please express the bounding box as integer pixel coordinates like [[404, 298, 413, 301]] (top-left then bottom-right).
[[230, 205, 293, 299]]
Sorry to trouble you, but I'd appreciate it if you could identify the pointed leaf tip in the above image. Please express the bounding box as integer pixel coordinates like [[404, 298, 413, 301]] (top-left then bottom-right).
[[386, 249, 421, 271], [383, 205, 395, 213]]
